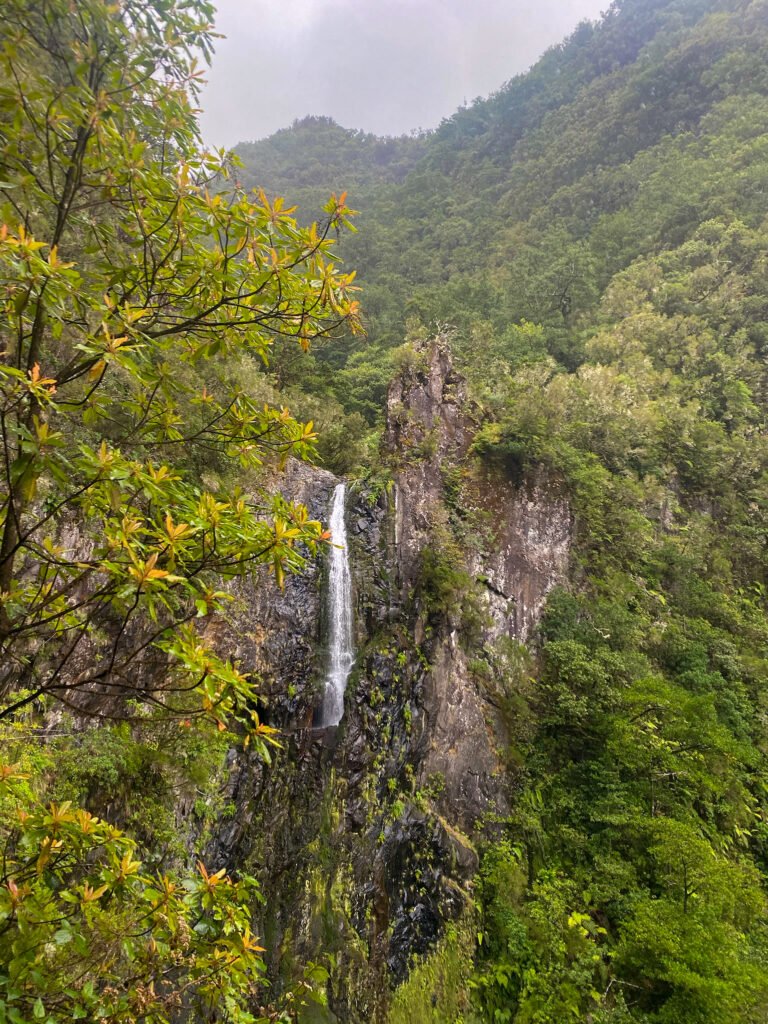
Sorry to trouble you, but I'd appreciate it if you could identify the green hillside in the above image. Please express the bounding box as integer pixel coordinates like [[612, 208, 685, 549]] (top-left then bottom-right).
[[234, 1, 768, 1020], [4, 0, 768, 1020], [235, 0, 768, 423]]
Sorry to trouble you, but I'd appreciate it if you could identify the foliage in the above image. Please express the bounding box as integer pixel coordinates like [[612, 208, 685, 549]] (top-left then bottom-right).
[[0, 0, 360, 1018], [0, 0, 361, 728], [5, 0, 768, 1019], [0, 764, 265, 1024], [233, 0, 768, 422], [466, 239, 768, 1017], [221, 2, 768, 1018], [419, 527, 486, 644], [387, 917, 476, 1024]]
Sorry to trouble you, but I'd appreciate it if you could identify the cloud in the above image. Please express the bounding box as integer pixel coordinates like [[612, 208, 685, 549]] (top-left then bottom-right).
[[198, 0, 607, 147]]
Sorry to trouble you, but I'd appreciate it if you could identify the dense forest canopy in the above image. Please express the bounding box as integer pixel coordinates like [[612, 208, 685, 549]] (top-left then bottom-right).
[[234, 0, 768, 1020], [234, 0, 768, 429]]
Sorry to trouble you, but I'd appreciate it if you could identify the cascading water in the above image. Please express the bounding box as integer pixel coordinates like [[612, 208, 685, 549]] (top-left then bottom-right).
[[317, 483, 354, 726]]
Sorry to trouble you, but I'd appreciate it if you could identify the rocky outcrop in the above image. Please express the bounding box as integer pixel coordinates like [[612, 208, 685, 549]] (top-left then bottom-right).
[[418, 642, 505, 830], [202, 460, 338, 727], [386, 337, 474, 592], [385, 338, 570, 832], [469, 464, 571, 643], [206, 336, 572, 1022]]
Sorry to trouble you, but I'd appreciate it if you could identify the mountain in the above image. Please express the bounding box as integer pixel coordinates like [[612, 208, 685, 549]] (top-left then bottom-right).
[[4, 0, 768, 1022], [224, 1, 768, 1021], [234, 0, 768, 421]]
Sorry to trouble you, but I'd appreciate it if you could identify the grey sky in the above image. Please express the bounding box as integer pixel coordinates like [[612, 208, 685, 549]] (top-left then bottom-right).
[[198, 0, 608, 148]]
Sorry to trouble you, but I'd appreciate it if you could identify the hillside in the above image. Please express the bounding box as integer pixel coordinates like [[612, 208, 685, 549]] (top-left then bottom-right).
[[234, 115, 426, 207], [228, 0, 768, 1021], [235, 0, 768, 421], [3, 1, 768, 1022]]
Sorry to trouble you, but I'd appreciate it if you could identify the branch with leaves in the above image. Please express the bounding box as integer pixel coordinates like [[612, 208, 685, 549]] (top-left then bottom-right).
[[0, 762, 274, 1023], [0, 0, 362, 728]]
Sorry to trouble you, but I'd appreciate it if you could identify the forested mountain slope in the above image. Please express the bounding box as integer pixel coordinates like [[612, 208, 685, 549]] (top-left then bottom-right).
[[3, 0, 768, 1022], [234, 116, 427, 210], [230, 1, 768, 1021], [236, 0, 768, 423]]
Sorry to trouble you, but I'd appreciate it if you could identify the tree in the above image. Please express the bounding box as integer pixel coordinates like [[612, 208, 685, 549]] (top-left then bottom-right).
[[0, 1, 361, 1017], [0, 763, 267, 1024], [0, 0, 362, 730]]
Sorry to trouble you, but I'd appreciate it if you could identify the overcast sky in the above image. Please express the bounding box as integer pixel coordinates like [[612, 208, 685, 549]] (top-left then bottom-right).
[[198, 0, 608, 148]]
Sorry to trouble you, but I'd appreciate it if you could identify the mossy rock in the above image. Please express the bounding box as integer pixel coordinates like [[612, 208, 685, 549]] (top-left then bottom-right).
[[387, 913, 477, 1024]]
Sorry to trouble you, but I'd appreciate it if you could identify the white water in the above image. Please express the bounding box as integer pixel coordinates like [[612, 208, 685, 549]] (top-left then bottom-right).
[[317, 483, 354, 726]]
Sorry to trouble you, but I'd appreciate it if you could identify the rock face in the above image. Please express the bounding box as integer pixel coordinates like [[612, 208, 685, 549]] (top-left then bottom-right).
[[469, 464, 571, 643], [202, 460, 338, 728], [386, 338, 473, 592], [209, 337, 572, 1022]]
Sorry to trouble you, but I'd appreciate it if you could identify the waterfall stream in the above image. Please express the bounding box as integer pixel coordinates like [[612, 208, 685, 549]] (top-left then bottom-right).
[[317, 483, 354, 726]]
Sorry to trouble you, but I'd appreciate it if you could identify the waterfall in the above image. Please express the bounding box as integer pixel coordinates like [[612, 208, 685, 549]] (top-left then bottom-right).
[[317, 483, 354, 727]]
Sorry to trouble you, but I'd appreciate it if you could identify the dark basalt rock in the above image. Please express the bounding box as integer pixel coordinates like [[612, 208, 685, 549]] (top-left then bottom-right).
[[205, 337, 571, 1021], [372, 807, 477, 981]]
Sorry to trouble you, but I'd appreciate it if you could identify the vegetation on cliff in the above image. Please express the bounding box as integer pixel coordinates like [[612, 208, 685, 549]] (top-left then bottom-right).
[[3, 0, 768, 1021], [235, 0, 768, 1020]]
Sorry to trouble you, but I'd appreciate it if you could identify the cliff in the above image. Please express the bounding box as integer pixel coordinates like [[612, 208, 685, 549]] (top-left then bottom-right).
[[205, 336, 571, 1021]]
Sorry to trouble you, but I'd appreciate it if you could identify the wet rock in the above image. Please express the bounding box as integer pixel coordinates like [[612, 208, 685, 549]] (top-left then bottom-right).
[[203, 337, 572, 1020], [417, 641, 507, 830], [469, 463, 571, 642]]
